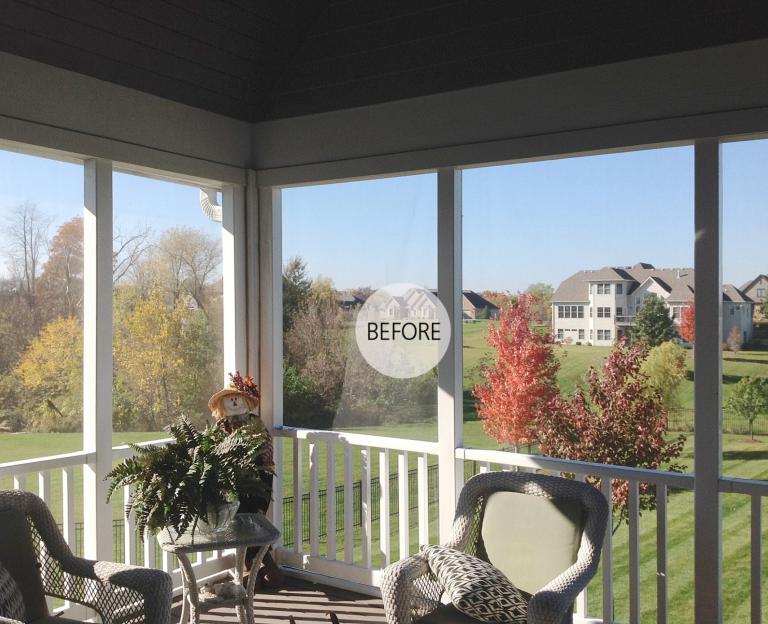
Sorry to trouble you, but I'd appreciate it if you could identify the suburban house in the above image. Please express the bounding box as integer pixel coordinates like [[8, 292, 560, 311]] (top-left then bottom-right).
[[552, 263, 754, 345], [459, 290, 500, 320], [367, 288, 498, 321], [740, 274, 768, 319], [335, 290, 366, 311]]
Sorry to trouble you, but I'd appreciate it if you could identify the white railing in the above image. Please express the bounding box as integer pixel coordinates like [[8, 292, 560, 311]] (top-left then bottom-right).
[[3, 434, 766, 623], [0, 438, 233, 613], [272, 426, 439, 589], [273, 428, 767, 624]]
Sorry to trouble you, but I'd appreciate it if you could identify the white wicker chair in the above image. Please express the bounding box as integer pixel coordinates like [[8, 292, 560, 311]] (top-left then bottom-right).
[[381, 471, 608, 624]]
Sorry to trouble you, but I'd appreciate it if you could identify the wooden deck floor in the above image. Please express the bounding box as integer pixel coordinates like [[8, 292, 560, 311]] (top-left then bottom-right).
[[174, 577, 386, 624]]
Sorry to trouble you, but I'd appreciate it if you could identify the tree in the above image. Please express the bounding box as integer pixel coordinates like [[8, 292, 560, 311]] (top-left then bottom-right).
[[726, 377, 768, 440], [15, 316, 83, 432], [526, 282, 554, 323], [727, 325, 744, 354], [113, 226, 152, 285], [4, 202, 50, 300], [473, 293, 560, 449], [283, 256, 311, 332], [38, 217, 83, 320], [679, 300, 695, 344], [536, 339, 686, 526], [114, 288, 217, 430], [641, 341, 687, 410], [480, 290, 517, 311], [633, 296, 675, 347]]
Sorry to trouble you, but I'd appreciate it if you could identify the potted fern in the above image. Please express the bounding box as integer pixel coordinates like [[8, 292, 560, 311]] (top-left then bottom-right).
[[107, 417, 273, 539]]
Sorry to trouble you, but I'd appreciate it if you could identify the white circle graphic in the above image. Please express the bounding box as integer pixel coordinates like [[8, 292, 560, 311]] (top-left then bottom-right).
[[355, 283, 451, 379]]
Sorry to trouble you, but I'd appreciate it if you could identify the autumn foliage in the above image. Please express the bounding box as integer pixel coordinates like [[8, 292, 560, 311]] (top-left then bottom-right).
[[679, 300, 695, 344], [473, 293, 559, 448], [536, 339, 686, 523]]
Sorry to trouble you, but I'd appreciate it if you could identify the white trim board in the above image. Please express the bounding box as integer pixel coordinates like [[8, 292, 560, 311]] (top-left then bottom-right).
[[252, 39, 768, 186]]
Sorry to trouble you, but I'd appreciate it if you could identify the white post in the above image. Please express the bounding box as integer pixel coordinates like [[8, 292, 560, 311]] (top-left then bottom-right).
[[436, 168, 463, 542], [245, 170, 260, 381], [694, 138, 722, 623], [83, 158, 113, 562], [258, 187, 283, 539], [222, 183, 247, 378]]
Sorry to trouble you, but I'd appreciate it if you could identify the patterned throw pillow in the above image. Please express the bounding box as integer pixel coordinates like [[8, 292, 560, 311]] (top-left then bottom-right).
[[422, 545, 527, 624], [0, 561, 26, 622]]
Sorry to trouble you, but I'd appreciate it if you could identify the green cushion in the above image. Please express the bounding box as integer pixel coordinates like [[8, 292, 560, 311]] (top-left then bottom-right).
[[0, 508, 49, 621], [480, 491, 585, 596]]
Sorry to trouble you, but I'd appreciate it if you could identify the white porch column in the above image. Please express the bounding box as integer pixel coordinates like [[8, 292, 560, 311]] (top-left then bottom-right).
[[83, 158, 113, 561], [246, 170, 260, 381], [258, 186, 283, 538], [222, 183, 248, 378], [694, 138, 723, 623], [437, 168, 464, 542]]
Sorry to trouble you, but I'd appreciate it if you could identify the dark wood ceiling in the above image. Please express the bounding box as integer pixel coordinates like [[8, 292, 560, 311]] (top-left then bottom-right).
[[1, 0, 768, 122]]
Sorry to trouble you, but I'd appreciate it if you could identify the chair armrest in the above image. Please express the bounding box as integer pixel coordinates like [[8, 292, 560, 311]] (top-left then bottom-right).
[[0, 617, 24, 624], [57, 556, 172, 624], [527, 558, 599, 624], [381, 554, 442, 624]]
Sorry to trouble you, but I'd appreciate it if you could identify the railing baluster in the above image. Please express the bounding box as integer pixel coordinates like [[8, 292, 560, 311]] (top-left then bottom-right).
[[398, 451, 409, 560], [309, 440, 319, 557], [13, 474, 26, 491], [361, 447, 372, 569], [479, 461, 490, 474], [326, 441, 336, 561], [417, 453, 429, 547], [293, 438, 303, 554], [161, 545, 171, 573], [344, 443, 353, 564], [38, 470, 51, 504], [272, 436, 283, 548], [574, 473, 588, 618], [379, 449, 390, 568], [124, 484, 136, 565], [602, 478, 614, 624], [657, 483, 668, 624], [751, 495, 762, 624], [143, 527, 153, 569], [628, 480, 640, 624], [62, 468, 75, 549]]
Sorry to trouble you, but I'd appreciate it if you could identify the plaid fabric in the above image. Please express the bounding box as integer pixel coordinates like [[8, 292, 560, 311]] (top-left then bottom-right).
[[0, 561, 26, 622]]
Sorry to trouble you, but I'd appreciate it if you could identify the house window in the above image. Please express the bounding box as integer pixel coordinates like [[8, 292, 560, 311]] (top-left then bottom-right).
[[597, 329, 612, 341], [558, 305, 583, 319], [616, 283, 623, 294], [730, 307, 735, 316], [596, 283, 611, 295], [758, 288, 765, 298], [557, 329, 564, 341], [589, 329, 593, 340], [597, 306, 611, 318], [578, 329, 585, 340], [616, 307, 623, 318]]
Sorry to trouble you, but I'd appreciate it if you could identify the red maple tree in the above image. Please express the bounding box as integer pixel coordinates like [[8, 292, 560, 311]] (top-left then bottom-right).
[[536, 338, 686, 525], [679, 300, 695, 344], [473, 293, 560, 449]]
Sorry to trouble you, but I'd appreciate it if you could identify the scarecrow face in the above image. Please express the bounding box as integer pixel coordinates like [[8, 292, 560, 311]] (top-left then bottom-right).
[[221, 394, 248, 417]]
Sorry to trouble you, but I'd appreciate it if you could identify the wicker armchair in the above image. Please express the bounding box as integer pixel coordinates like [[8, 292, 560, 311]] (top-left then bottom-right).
[[0, 490, 172, 624], [381, 472, 608, 624]]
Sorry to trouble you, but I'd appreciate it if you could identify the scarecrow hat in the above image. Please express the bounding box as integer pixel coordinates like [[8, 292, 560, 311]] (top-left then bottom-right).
[[208, 388, 258, 414]]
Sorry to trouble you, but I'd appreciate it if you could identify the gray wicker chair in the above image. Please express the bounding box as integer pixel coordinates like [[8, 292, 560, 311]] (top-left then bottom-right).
[[0, 489, 172, 624], [381, 471, 608, 624]]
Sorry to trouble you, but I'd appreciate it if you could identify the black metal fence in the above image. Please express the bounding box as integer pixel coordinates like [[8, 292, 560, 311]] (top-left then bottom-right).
[[280, 463, 439, 548], [668, 408, 768, 436], [71, 462, 443, 560]]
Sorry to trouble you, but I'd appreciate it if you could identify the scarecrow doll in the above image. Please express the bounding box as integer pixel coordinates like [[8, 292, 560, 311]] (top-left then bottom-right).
[[209, 373, 284, 587]]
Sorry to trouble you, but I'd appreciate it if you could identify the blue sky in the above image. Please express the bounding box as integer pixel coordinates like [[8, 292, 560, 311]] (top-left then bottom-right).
[[0, 141, 765, 290]]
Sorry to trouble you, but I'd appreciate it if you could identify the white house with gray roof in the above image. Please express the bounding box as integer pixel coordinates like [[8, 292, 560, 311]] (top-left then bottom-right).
[[552, 263, 754, 346]]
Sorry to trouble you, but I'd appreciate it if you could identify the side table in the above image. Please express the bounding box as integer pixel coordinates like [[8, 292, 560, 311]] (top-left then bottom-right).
[[157, 513, 281, 624]]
